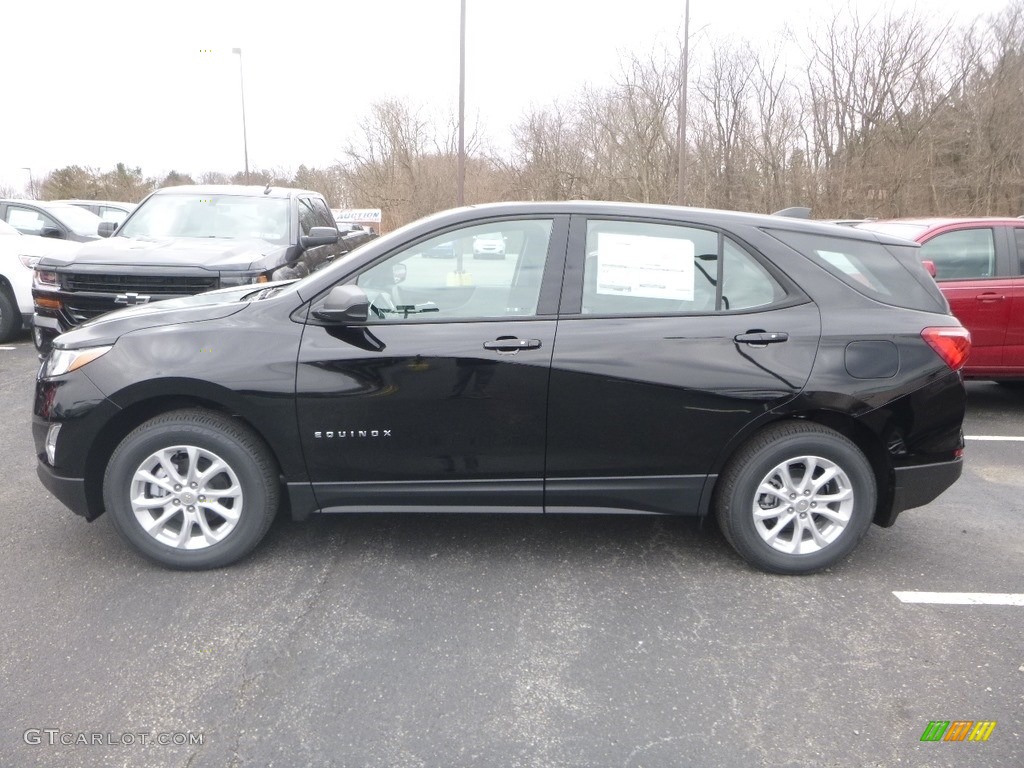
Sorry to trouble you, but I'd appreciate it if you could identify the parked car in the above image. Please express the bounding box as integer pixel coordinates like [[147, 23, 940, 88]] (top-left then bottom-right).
[[31, 185, 376, 354], [472, 231, 506, 259], [856, 217, 1024, 382], [0, 200, 102, 242], [33, 201, 968, 574], [0, 221, 78, 341], [421, 240, 455, 258], [53, 200, 137, 226]]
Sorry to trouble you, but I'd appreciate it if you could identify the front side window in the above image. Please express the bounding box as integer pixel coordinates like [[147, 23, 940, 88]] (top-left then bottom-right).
[[354, 220, 553, 321], [1011, 227, 1024, 274], [920, 228, 996, 280], [582, 220, 784, 314], [6, 206, 58, 235]]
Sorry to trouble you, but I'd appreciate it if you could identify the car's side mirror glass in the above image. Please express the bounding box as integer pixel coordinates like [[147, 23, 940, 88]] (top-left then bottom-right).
[[40, 226, 64, 239], [98, 221, 118, 238]]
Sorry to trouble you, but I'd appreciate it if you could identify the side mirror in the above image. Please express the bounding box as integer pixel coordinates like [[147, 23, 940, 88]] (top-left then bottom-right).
[[921, 259, 937, 278], [312, 284, 369, 323], [98, 221, 118, 238], [40, 226, 64, 239], [300, 226, 340, 250]]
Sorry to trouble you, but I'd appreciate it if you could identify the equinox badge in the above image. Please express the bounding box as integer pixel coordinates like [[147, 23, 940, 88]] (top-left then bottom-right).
[[315, 430, 392, 439]]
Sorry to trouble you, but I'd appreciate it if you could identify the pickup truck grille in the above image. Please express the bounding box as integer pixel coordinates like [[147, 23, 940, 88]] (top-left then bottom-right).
[[60, 273, 219, 295]]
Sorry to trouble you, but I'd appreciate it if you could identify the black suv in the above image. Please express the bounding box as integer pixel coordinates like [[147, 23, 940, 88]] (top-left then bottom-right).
[[31, 185, 375, 352], [33, 202, 970, 574]]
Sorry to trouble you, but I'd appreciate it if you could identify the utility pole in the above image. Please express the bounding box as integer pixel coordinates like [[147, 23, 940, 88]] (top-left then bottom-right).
[[676, 0, 690, 206], [457, 0, 466, 206], [232, 48, 250, 183]]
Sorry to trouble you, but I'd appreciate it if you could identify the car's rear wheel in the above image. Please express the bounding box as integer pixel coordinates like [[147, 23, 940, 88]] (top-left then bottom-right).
[[715, 422, 876, 574], [0, 287, 20, 343], [104, 409, 279, 569]]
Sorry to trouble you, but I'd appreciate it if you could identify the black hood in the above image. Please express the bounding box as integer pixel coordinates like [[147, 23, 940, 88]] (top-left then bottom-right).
[[51, 284, 271, 348]]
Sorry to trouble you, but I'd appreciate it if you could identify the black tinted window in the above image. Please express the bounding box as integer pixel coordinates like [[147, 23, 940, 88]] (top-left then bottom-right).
[[768, 229, 945, 312]]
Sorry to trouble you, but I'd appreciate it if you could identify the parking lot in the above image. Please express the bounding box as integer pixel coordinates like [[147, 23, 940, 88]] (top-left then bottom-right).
[[1, 333, 1020, 767]]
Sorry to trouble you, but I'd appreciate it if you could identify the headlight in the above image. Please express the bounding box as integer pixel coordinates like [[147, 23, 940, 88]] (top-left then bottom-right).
[[41, 346, 112, 378], [18, 255, 41, 269], [34, 269, 59, 288], [219, 272, 269, 287]]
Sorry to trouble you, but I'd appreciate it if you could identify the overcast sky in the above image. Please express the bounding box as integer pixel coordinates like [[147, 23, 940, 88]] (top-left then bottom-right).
[[0, 0, 1012, 193]]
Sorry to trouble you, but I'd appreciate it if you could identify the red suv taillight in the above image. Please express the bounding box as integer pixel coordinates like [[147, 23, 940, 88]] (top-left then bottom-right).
[[922, 327, 971, 371]]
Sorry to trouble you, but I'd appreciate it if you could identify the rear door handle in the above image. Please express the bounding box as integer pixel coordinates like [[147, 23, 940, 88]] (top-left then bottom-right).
[[734, 331, 789, 345], [483, 338, 542, 352], [975, 292, 1005, 302]]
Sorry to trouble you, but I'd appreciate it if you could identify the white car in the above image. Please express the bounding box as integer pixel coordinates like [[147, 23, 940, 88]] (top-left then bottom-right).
[[472, 232, 506, 259], [0, 220, 77, 342]]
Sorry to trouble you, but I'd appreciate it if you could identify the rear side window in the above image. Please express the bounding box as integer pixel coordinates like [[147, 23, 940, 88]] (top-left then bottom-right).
[[920, 228, 995, 280], [1013, 227, 1024, 274], [582, 220, 785, 314], [767, 229, 946, 312]]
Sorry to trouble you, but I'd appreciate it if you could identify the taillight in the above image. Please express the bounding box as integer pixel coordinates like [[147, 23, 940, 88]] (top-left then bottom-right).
[[922, 327, 971, 370]]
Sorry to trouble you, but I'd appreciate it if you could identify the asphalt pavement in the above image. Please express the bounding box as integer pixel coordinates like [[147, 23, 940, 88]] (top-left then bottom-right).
[[0, 333, 1020, 767]]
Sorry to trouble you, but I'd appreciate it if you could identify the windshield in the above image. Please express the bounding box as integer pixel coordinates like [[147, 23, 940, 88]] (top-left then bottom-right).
[[43, 204, 102, 236], [118, 193, 290, 244]]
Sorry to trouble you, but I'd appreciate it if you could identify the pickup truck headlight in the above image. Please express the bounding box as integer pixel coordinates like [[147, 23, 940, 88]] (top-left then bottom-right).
[[33, 269, 59, 288], [219, 272, 269, 288], [41, 346, 112, 378], [19, 255, 41, 269]]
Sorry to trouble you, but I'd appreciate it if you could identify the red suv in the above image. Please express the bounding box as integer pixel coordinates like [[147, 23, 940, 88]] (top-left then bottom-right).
[[857, 218, 1024, 382]]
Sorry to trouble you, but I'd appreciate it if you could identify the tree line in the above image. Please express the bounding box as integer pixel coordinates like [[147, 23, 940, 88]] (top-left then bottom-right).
[[14, 2, 1024, 232]]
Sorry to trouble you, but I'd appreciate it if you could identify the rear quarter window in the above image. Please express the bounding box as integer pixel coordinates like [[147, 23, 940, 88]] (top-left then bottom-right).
[[766, 229, 947, 313]]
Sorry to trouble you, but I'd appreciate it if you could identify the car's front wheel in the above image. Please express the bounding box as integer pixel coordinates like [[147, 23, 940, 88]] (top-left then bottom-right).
[[104, 409, 279, 569], [715, 422, 876, 574]]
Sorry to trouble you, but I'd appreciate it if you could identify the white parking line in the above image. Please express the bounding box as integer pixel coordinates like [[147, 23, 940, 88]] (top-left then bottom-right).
[[894, 591, 1024, 606], [0, 346, 16, 351], [965, 435, 1024, 442]]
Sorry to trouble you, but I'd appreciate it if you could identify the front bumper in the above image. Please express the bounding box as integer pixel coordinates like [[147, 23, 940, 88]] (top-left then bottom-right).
[[879, 457, 964, 527], [36, 460, 94, 519]]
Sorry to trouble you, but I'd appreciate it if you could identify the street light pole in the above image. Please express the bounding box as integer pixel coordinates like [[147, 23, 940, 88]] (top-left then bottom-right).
[[21, 167, 33, 199], [457, 0, 466, 206], [232, 48, 250, 183], [676, 0, 690, 206]]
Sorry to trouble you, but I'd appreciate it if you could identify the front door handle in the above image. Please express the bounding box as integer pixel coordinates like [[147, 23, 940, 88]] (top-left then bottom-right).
[[975, 292, 1005, 302], [483, 337, 542, 353], [734, 331, 789, 345]]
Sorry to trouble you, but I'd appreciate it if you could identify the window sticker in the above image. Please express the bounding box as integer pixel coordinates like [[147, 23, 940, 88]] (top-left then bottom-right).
[[596, 233, 695, 300]]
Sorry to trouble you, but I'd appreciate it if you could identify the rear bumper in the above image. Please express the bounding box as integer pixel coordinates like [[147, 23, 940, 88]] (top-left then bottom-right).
[[878, 457, 963, 527]]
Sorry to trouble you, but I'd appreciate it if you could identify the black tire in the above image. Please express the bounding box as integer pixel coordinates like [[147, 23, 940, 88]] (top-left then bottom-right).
[[715, 422, 876, 575], [0, 287, 20, 343], [103, 409, 279, 570]]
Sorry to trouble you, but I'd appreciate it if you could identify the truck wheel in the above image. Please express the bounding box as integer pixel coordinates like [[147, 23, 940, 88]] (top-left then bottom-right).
[[103, 409, 279, 569], [715, 422, 876, 575], [0, 288, 20, 342]]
